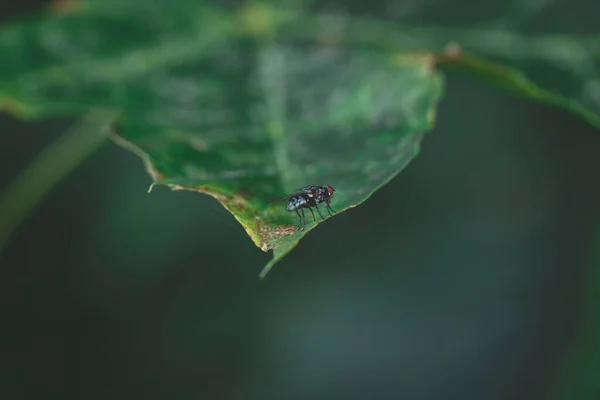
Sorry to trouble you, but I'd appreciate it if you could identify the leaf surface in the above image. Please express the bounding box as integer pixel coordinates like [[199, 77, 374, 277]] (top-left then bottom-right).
[[0, 1, 443, 274], [278, 1, 600, 127], [7, 0, 600, 275]]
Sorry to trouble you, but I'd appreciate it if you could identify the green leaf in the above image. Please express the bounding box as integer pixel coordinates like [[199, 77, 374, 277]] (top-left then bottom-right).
[[0, 1, 443, 274], [6, 1, 599, 275], [111, 45, 442, 278], [275, 4, 600, 128], [428, 33, 600, 129]]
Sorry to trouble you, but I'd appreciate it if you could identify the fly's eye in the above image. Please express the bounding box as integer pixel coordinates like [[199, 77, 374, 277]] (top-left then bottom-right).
[[327, 186, 335, 196]]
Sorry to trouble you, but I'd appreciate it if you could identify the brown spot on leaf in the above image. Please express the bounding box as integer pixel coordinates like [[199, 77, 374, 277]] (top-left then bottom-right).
[[228, 193, 250, 212], [257, 223, 295, 251]]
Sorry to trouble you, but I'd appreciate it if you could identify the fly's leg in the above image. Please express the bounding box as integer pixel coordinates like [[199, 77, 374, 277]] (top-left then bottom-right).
[[315, 205, 325, 220], [326, 200, 336, 216], [300, 208, 306, 230], [309, 207, 316, 222], [295, 209, 303, 230]]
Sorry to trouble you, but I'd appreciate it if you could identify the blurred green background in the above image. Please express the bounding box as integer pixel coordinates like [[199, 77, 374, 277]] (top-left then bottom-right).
[[2, 1, 600, 399]]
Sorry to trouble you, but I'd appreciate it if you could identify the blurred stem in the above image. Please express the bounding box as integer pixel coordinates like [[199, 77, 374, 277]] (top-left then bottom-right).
[[0, 111, 118, 256]]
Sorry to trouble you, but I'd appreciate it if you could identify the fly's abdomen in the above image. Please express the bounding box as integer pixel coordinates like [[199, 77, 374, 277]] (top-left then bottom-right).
[[286, 196, 307, 211]]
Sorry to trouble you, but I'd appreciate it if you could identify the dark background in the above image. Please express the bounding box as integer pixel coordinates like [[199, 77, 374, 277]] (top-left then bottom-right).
[[1, 1, 600, 399]]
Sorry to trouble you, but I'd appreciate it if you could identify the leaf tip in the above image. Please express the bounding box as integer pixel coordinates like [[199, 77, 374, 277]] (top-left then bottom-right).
[[257, 223, 295, 251]]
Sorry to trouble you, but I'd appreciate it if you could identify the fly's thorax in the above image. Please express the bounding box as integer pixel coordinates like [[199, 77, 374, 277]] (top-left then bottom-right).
[[314, 186, 330, 203], [301, 185, 329, 202]]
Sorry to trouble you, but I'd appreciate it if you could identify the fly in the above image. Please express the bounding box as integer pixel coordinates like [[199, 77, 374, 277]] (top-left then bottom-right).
[[269, 185, 337, 231]]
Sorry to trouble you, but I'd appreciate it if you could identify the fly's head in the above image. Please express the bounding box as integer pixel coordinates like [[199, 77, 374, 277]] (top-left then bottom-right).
[[326, 185, 335, 198]]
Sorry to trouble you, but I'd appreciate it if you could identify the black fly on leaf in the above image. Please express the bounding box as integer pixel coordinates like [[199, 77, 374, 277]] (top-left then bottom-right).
[[269, 185, 337, 231]]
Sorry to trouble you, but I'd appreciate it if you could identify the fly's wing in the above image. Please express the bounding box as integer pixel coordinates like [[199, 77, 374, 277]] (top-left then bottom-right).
[[297, 185, 318, 193], [268, 192, 304, 204]]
